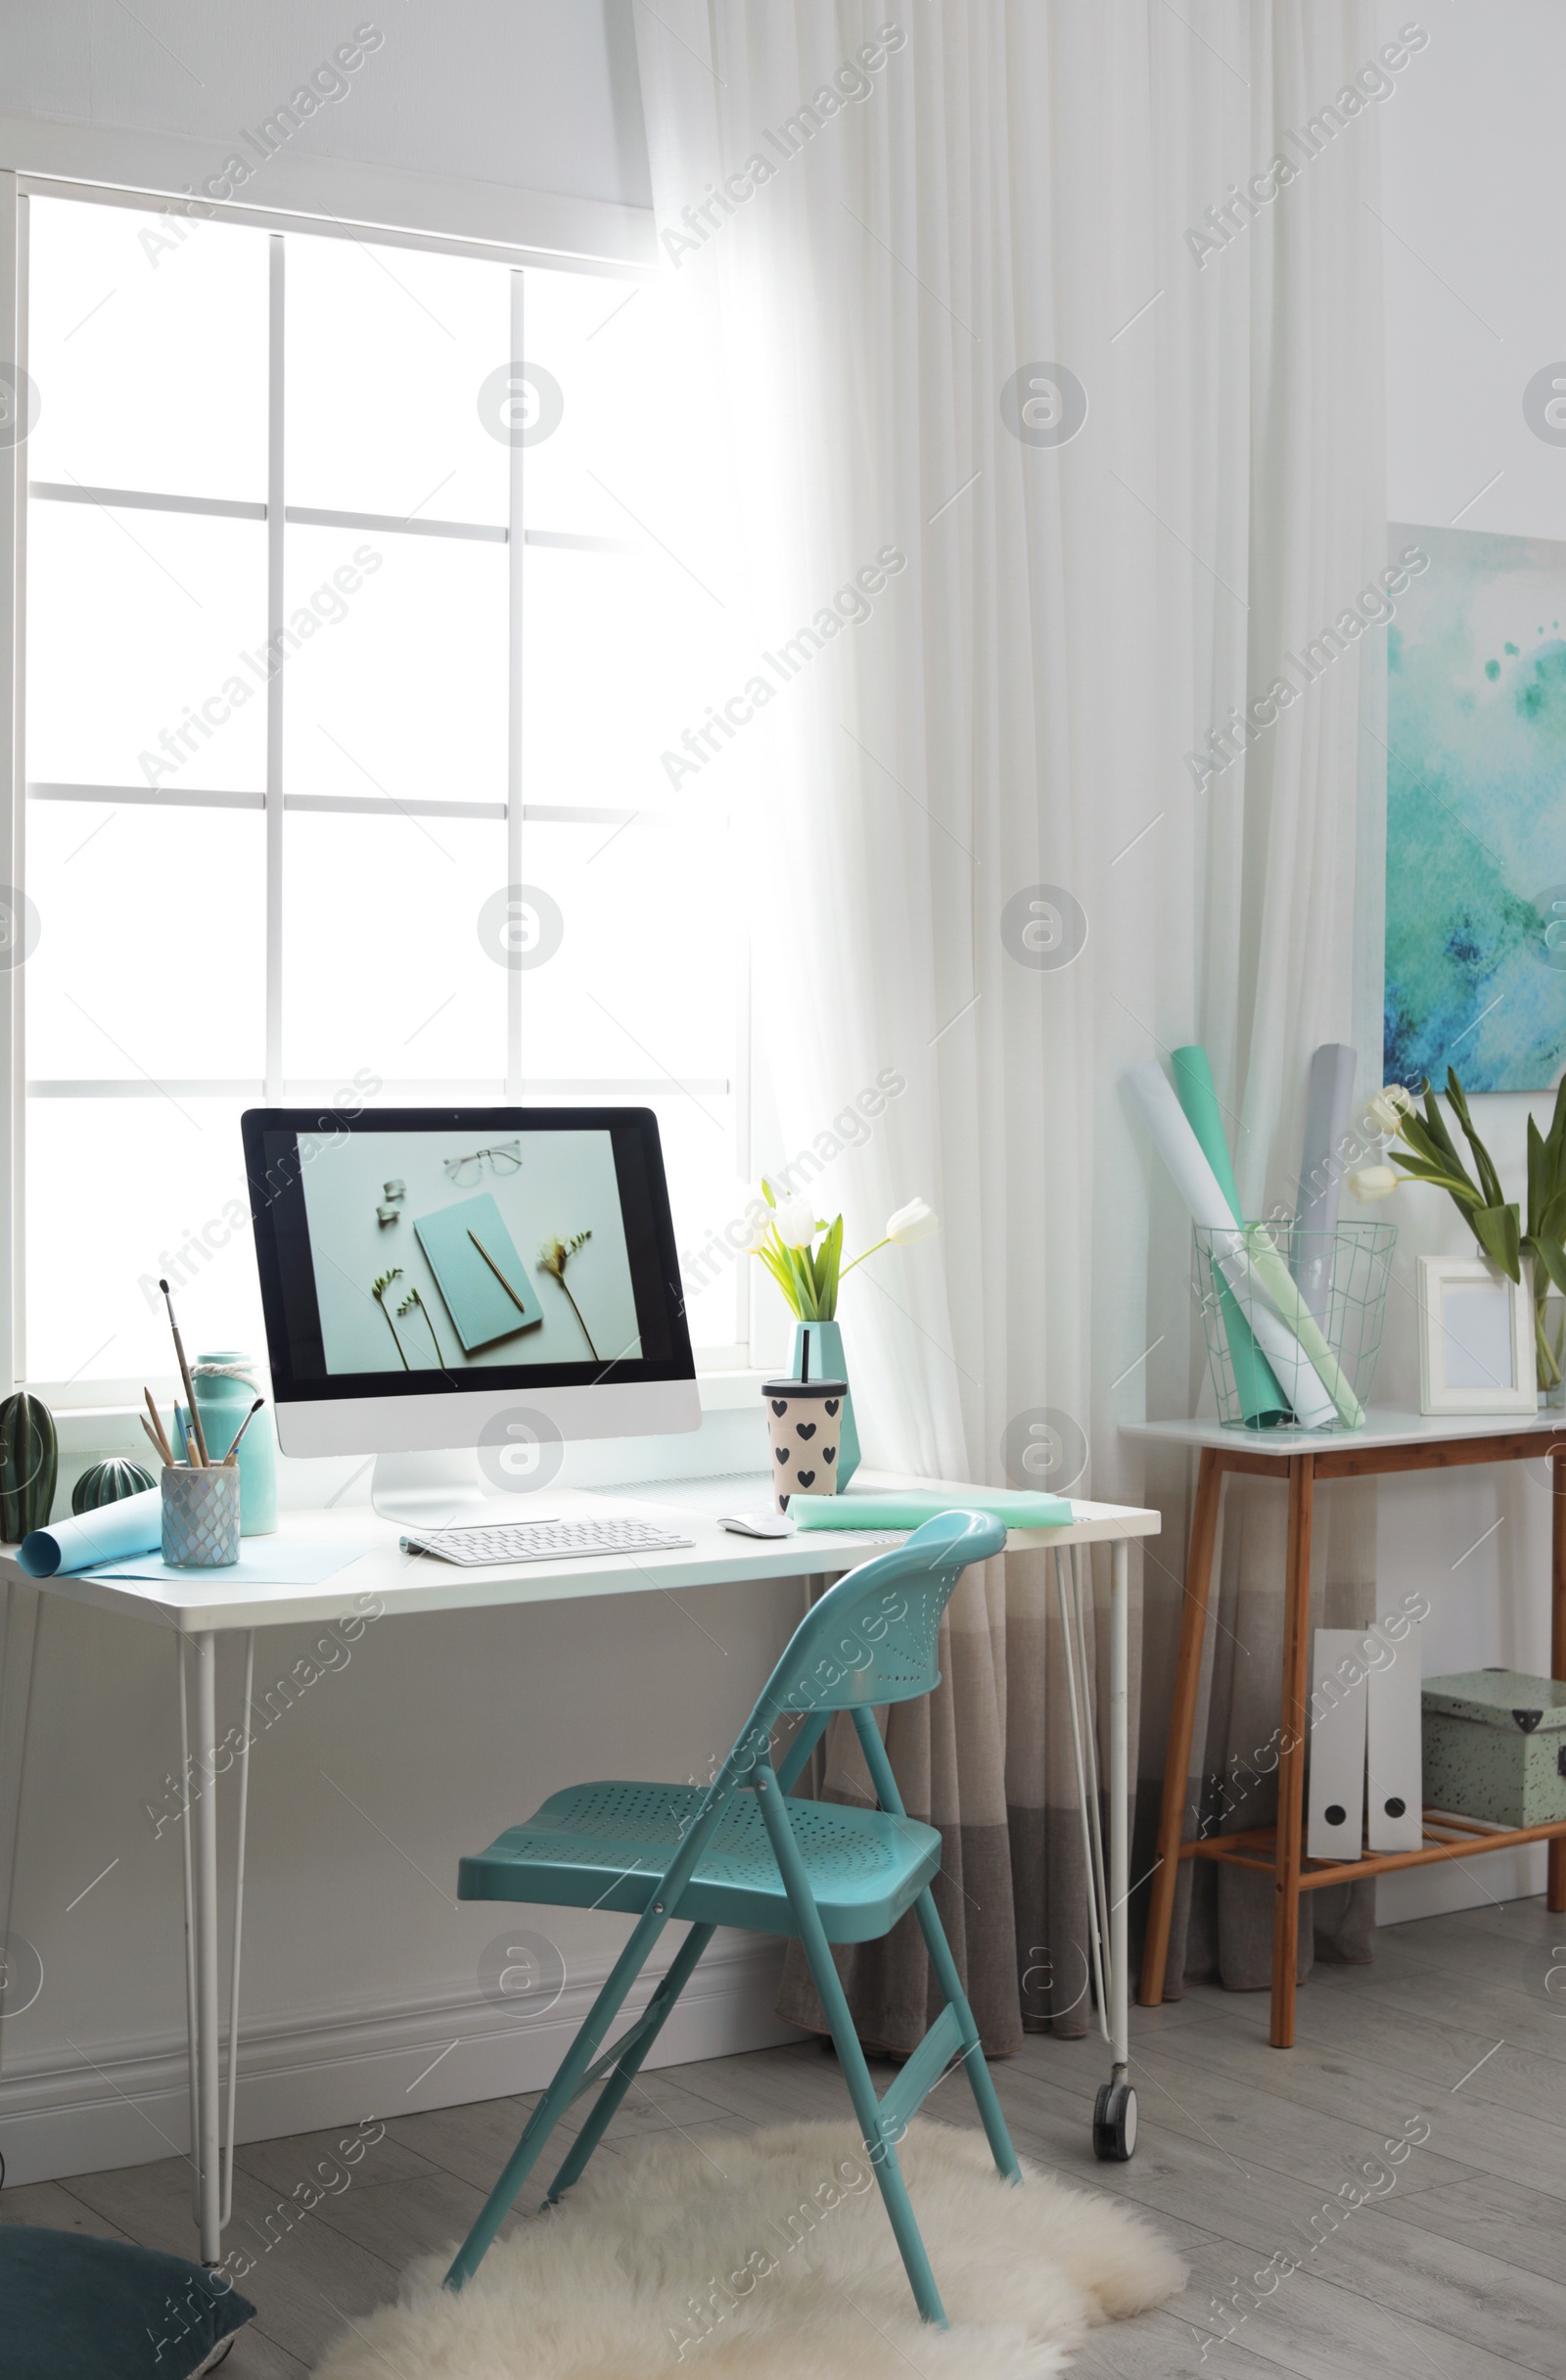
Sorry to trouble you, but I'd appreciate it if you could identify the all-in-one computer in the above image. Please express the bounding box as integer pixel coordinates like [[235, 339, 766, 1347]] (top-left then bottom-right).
[[242, 1105, 701, 1535]]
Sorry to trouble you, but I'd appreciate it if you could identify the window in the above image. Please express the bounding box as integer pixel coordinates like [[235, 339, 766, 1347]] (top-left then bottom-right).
[[19, 193, 747, 1400]]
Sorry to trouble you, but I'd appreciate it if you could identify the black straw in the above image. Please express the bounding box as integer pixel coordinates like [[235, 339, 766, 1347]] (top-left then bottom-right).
[[801, 1330, 809, 1385]]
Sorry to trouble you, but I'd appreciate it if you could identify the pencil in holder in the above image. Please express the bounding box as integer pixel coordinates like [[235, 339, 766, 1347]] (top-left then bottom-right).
[[161, 1464, 241, 1567]]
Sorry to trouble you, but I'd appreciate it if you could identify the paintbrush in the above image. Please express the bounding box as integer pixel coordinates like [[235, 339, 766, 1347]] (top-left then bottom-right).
[[159, 1280, 209, 1464], [468, 1228, 530, 1315], [221, 1397, 264, 1467], [143, 1388, 174, 1468]]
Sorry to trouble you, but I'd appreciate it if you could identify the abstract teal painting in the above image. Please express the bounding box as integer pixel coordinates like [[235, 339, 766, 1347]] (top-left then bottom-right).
[[1385, 523, 1566, 1093]]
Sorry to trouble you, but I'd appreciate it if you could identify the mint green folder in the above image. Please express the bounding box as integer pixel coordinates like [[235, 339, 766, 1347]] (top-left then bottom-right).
[[412, 1193, 543, 1355], [793, 1488, 1072, 1531], [1171, 1045, 1293, 1428]]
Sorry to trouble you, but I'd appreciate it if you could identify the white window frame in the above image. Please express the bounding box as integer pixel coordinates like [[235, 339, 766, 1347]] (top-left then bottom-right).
[[0, 162, 754, 1407]]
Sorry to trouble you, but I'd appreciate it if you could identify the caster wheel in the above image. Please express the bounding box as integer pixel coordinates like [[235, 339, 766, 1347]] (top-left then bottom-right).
[[1092, 2079, 1136, 2161]]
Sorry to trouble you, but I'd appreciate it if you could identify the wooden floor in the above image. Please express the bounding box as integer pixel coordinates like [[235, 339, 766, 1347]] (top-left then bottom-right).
[[4, 1895, 1563, 2376]]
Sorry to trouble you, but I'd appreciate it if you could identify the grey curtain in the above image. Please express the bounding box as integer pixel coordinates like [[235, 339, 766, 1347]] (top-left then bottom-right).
[[777, 1541, 1140, 2056]]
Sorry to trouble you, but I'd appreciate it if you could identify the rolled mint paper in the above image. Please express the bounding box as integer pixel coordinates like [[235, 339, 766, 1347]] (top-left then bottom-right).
[[1242, 1225, 1363, 1427], [1128, 1060, 1339, 1428], [793, 1488, 1071, 1531], [1292, 1043, 1358, 1321], [1171, 1046, 1291, 1428], [17, 1486, 162, 1577]]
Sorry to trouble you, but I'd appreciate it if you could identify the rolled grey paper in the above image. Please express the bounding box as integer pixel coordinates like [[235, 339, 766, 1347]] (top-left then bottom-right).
[[1293, 1043, 1358, 1321]]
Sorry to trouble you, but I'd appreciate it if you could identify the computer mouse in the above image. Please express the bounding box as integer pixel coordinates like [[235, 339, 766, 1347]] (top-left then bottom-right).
[[719, 1513, 796, 1537]]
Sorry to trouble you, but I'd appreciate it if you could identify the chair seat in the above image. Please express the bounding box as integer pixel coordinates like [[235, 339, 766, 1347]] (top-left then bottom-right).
[[458, 1778, 943, 1943]]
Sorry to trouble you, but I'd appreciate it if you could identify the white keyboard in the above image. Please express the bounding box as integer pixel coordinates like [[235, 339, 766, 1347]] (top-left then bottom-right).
[[399, 1516, 696, 1566]]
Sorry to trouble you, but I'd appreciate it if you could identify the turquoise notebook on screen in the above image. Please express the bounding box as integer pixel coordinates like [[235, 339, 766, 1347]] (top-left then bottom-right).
[[413, 1193, 543, 1354]]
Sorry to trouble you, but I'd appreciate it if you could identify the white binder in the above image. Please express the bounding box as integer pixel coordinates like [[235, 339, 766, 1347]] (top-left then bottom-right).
[[1308, 1629, 1368, 1861], [1366, 1619, 1423, 1850]]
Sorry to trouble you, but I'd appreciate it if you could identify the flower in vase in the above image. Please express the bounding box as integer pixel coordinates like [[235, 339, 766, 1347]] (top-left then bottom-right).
[[773, 1192, 820, 1249], [1366, 1083, 1416, 1136], [886, 1196, 939, 1244], [1347, 1165, 1399, 1202]]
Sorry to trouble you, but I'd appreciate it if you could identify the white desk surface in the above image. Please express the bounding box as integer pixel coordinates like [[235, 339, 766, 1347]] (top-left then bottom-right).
[[1123, 1408, 1566, 1456], [0, 1470, 1160, 1636]]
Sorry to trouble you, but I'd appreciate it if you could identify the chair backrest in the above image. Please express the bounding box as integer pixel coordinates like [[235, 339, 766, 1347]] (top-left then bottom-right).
[[746, 1508, 1005, 1740], [647, 1512, 1005, 1911]]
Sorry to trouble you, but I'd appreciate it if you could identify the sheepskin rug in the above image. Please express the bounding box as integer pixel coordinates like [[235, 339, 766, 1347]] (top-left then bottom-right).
[[312, 2117, 1186, 2380]]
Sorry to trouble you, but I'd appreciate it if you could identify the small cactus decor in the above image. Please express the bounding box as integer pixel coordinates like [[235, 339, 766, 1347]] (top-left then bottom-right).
[[71, 1457, 156, 1517], [0, 1391, 58, 1542]]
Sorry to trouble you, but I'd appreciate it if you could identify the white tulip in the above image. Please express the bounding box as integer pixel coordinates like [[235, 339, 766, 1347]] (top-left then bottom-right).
[[1348, 1165, 1399, 1202], [886, 1197, 939, 1245], [735, 1201, 772, 1254], [773, 1193, 820, 1249], [1367, 1084, 1415, 1135]]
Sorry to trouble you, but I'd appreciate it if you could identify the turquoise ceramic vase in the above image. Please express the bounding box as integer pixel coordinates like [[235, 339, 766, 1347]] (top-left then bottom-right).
[[173, 1351, 278, 1536], [789, 1319, 860, 1486]]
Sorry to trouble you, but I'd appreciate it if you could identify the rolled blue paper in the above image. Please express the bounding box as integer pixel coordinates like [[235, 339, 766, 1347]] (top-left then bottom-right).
[[792, 1489, 1072, 1530], [18, 1486, 162, 1576]]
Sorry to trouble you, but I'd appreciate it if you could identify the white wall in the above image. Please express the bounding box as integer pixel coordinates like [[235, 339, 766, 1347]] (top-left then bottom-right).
[[1373, 0, 1565, 1919], [0, 0, 651, 211], [0, 2, 809, 2191]]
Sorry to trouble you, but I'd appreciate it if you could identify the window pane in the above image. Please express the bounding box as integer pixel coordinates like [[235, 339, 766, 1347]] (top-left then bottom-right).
[[25, 802, 265, 1080], [285, 235, 508, 525], [25, 1097, 262, 1389], [521, 544, 727, 809], [283, 810, 506, 1081], [282, 525, 506, 803], [27, 198, 269, 502], [517, 817, 736, 1084], [26, 503, 266, 791]]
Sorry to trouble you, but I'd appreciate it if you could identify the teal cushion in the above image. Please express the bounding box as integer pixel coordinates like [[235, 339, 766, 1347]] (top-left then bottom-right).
[[0, 2224, 255, 2379]]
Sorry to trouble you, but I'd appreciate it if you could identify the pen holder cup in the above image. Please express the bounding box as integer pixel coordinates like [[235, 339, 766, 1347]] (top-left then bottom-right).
[[161, 1466, 241, 1568], [762, 1376, 849, 1513]]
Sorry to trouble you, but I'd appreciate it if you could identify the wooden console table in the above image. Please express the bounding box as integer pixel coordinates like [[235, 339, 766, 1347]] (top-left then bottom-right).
[[1123, 1411, 1566, 2048]]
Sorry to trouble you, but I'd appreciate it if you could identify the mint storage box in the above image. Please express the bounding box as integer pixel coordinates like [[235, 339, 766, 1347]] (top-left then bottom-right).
[[1421, 1669, 1566, 1827]]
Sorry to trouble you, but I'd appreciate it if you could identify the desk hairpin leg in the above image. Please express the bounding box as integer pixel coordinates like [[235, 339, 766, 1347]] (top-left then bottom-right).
[[1056, 1538, 1136, 2159], [175, 1628, 255, 2263]]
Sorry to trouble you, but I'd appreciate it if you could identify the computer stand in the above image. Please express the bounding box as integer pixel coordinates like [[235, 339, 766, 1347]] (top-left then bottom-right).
[[370, 1447, 494, 1525]]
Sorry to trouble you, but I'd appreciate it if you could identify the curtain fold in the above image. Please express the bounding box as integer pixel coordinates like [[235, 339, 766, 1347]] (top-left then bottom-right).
[[632, 0, 1386, 2048]]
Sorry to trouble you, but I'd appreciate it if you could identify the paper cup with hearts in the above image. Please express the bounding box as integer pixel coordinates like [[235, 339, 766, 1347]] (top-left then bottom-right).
[[762, 1376, 849, 1512]]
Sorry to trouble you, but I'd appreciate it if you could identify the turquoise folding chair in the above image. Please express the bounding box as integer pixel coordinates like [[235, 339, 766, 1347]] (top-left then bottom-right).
[[444, 1507, 1021, 2325]]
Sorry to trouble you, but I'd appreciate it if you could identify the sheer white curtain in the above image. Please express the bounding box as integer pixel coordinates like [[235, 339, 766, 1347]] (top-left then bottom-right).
[[633, 1, 1385, 2038]]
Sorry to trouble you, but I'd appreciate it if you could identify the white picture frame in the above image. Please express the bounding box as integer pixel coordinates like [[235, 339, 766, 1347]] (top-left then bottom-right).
[[1416, 1255, 1537, 1415]]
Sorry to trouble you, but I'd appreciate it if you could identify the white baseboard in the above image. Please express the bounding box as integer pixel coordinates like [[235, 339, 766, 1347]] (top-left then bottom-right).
[[1377, 1840, 1547, 1926], [0, 1937, 801, 2189]]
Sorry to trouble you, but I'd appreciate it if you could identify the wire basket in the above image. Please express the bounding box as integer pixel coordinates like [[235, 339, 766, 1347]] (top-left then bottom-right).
[[1193, 1221, 1395, 1432]]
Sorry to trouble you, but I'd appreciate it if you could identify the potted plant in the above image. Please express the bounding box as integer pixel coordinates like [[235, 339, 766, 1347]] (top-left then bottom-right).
[[1382, 1068, 1566, 1397], [746, 1184, 940, 1484]]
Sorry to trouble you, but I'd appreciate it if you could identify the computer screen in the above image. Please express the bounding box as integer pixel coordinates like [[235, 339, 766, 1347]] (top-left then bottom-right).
[[242, 1106, 697, 1451]]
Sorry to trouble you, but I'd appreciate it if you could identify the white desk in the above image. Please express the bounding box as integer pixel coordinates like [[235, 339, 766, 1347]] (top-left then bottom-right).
[[0, 1470, 1158, 2259]]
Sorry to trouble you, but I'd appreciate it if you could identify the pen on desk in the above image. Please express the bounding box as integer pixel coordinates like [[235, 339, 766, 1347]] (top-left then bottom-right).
[[221, 1397, 265, 1466], [467, 1228, 530, 1315]]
